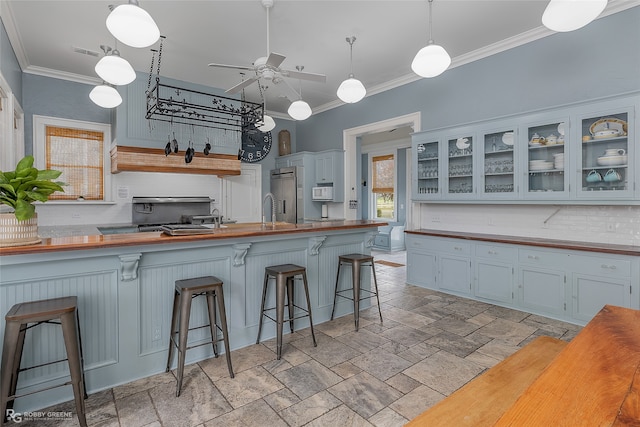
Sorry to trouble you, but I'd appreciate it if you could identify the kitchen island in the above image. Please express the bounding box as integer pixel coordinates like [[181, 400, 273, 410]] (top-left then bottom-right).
[[0, 220, 384, 412]]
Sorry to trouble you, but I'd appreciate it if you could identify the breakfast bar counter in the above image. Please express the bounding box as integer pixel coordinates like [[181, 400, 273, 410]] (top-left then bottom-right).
[[0, 220, 384, 412]]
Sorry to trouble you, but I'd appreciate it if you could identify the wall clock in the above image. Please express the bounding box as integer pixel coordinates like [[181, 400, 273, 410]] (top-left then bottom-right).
[[239, 126, 272, 163]]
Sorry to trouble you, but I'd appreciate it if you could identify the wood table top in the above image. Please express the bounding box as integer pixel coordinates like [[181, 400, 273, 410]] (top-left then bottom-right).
[[495, 305, 640, 425]]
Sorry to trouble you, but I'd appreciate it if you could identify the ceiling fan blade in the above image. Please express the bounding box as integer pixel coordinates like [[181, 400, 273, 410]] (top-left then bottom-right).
[[225, 77, 259, 94], [282, 69, 327, 83], [265, 52, 286, 68], [208, 63, 254, 71]]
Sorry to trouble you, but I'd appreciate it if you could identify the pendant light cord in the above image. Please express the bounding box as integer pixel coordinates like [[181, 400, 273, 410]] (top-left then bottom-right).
[[428, 0, 434, 44], [346, 36, 356, 78]]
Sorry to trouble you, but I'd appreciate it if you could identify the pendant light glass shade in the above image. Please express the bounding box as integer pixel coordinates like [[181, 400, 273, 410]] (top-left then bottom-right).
[[413, 0, 450, 78], [288, 100, 312, 120], [337, 76, 367, 104], [90, 84, 122, 108], [95, 51, 136, 85], [337, 36, 366, 104], [411, 42, 451, 78], [257, 115, 276, 132], [542, 0, 607, 32], [106, 1, 160, 48]]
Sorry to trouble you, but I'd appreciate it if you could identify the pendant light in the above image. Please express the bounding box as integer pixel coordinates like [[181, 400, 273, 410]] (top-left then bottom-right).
[[288, 66, 313, 120], [337, 36, 366, 104], [106, 0, 160, 48], [257, 85, 276, 132], [94, 45, 136, 86], [542, 0, 607, 32], [411, 0, 451, 78], [89, 83, 122, 108]]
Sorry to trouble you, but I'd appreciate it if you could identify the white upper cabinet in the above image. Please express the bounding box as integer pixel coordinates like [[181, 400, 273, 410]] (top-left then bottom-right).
[[411, 93, 639, 204]]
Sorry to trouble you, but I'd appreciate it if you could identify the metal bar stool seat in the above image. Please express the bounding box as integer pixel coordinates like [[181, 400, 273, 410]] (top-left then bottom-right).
[[166, 276, 234, 397], [331, 253, 383, 331], [256, 264, 317, 359], [1, 296, 88, 427]]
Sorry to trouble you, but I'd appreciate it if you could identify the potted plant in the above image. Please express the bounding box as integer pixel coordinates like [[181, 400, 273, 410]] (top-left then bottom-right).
[[0, 155, 64, 246]]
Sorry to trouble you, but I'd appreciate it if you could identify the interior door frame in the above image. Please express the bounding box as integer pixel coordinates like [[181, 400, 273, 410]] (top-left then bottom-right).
[[342, 112, 421, 226]]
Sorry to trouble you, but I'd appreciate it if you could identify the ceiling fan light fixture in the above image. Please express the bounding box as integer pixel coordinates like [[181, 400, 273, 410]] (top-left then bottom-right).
[[257, 114, 276, 132], [90, 83, 122, 108], [288, 99, 312, 120], [542, 0, 607, 32], [95, 49, 136, 85], [337, 76, 366, 104], [411, 42, 451, 78], [106, 1, 160, 48]]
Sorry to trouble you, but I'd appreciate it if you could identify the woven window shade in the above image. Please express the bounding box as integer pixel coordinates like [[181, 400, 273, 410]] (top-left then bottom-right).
[[45, 126, 104, 200], [372, 154, 394, 193]]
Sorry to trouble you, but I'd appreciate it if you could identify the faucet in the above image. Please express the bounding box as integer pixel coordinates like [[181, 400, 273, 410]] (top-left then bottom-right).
[[210, 208, 221, 228], [262, 193, 276, 227]]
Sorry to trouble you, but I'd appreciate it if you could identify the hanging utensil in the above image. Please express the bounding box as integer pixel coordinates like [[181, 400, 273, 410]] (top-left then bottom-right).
[[204, 137, 211, 156], [171, 132, 178, 153], [164, 134, 172, 156], [185, 139, 194, 164]]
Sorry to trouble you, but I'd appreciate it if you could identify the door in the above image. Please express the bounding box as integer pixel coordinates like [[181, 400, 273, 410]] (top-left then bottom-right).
[[222, 164, 261, 223], [475, 260, 514, 304], [440, 255, 472, 296], [518, 266, 566, 317], [271, 169, 297, 224]]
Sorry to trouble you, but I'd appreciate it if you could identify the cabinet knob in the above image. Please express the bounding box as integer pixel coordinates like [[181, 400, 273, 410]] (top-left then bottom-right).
[[528, 255, 539, 260], [488, 250, 497, 255], [454, 247, 462, 251]]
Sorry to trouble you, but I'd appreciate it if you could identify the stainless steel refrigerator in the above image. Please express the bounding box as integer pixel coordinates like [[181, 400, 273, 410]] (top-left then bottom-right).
[[270, 167, 304, 223]]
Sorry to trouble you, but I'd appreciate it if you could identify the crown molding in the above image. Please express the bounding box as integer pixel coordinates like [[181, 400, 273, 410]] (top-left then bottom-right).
[[23, 66, 101, 86], [1, 1, 29, 71]]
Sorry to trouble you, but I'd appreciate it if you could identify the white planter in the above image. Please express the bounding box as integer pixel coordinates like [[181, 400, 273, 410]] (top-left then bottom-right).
[[0, 212, 41, 247]]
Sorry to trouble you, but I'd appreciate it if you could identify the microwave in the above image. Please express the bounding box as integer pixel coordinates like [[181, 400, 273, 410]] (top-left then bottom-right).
[[312, 186, 333, 201]]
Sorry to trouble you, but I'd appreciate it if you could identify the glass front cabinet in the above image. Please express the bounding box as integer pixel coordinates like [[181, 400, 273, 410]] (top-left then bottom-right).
[[411, 94, 638, 203]]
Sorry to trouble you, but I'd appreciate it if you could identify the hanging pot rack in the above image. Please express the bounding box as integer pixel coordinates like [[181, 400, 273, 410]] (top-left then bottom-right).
[[145, 37, 263, 133]]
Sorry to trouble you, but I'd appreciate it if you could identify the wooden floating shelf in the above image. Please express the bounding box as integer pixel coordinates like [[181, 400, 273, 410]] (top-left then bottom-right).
[[110, 146, 241, 176]]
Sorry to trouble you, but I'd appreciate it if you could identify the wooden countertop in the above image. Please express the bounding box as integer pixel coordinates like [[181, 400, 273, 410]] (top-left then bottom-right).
[[406, 229, 640, 256], [495, 305, 640, 425], [0, 220, 385, 256]]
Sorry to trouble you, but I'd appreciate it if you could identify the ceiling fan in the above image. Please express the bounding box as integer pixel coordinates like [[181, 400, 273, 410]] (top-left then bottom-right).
[[207, 0, 326, 95]]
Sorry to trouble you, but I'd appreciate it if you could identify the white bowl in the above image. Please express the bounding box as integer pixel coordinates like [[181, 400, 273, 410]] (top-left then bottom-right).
[[596, 155, 627, 166]]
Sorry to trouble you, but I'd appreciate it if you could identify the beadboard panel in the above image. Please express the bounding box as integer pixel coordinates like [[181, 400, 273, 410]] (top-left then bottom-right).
[[0, 270, 118, 388], [138, 254, 231, 356]]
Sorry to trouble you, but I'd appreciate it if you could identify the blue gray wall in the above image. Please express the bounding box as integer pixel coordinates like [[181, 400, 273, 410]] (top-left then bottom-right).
[[295, 8, 640, 151]]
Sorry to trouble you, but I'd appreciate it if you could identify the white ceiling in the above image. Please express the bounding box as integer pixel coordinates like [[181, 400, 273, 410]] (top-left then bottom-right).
[[2, 1, 637, 119]]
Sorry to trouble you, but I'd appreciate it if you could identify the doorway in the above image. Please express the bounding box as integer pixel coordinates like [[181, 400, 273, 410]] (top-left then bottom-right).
[[342, 112, 421, 226]]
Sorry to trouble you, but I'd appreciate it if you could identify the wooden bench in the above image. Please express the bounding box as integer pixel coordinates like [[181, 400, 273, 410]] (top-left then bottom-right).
[[406, 336, 567, 427]]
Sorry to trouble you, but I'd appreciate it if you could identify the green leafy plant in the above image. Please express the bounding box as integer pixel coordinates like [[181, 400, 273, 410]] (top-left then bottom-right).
[[0, 155, 65, 221]]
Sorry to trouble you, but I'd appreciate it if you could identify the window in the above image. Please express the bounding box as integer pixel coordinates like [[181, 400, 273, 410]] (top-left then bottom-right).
[[371, 154, 395, 220], [33, 116, 111, 201]]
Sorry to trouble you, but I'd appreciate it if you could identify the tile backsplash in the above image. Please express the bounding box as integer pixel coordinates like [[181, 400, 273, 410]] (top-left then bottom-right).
[[416, 204, 640, 246]]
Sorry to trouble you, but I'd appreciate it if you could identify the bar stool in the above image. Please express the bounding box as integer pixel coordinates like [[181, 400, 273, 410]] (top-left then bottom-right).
[[331, 254, 383, 331], [1, 296, 87, 427], [166, 276, 234, 397], [256, 264, 317, 359]]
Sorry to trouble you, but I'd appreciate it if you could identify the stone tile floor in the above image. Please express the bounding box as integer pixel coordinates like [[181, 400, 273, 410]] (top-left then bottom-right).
[[23, 250, 581, 427]]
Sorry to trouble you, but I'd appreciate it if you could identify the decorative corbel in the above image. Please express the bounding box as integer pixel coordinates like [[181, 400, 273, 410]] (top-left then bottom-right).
[[365, 232, 377, 248], [118, 253, 141, 281], [232, 243, 252, 266], [309, 236, 327, 255]]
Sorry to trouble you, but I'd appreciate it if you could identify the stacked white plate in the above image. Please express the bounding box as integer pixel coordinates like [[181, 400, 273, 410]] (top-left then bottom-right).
[[553, 153, 564, 170], [529, 159, 554, 171]]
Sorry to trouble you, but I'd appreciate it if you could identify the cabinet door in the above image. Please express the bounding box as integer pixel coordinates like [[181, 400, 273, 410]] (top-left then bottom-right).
[[475, 260, 514, 304], [518, 266, 566, 317], [575, 105, 633, 199], [480, 128, 517, 198], [315, 154, 333, 183], [407, 251, 437, 289], [522, 116, 570, 199], [445, 135, 476, 199], [414, 137, 441, 200], [572, 274, 631, 322], [439, 255, 471, 296]]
